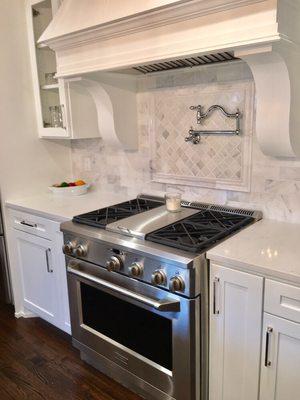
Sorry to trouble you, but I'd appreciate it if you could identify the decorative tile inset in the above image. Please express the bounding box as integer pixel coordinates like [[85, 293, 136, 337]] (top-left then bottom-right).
[[150, 81, 254, 191]]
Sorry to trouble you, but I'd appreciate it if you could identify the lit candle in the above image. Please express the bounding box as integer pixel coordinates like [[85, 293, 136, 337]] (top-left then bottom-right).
[[165, 193, 182, 212]]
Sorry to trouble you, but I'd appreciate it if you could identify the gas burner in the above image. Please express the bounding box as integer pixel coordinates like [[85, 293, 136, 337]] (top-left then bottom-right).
[[73, 197, 164, 228], [146, 209, 255, 253]]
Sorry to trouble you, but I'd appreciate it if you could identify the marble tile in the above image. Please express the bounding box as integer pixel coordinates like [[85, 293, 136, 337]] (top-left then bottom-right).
[[150, 80, 254, 191], [279, 166, 300, 181], [70, 61, 300, 223]]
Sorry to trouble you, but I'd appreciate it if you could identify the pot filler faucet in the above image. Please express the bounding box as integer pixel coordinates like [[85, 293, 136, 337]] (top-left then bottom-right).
[[185, 104, 242, 144]]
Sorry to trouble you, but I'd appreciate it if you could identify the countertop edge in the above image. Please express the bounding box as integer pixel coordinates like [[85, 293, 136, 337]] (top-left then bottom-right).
[[5, 201, 71, 223], [207, 253, 300, 287]]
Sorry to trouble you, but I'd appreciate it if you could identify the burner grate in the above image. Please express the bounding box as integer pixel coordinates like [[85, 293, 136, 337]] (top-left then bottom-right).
[[146, 209, 254, 253], [73, 198, 164, 228]]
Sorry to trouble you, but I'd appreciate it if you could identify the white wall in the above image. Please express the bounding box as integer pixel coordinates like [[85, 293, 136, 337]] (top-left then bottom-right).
[[0, 0, 72, 205], [0, 0, 72, 304]]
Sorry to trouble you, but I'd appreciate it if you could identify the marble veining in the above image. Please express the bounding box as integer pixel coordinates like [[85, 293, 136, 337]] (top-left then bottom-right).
[[150, 81, 253, 191], [71, 61, 300, 223]]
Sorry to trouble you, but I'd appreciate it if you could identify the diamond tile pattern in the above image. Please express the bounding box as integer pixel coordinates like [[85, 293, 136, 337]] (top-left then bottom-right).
[[152, 83, 252, 183]]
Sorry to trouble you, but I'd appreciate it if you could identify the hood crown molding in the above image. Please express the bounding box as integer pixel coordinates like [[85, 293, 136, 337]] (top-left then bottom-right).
[[39, 0, 300, 158], [40, 0, 266, 49], [40, 0, 280, 77]]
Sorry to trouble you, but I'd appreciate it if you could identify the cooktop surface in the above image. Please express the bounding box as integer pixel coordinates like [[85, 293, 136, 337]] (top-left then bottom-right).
[[146, 209, 255, 253], [73, 197, 164, 228], [73, 196, 256, 254]]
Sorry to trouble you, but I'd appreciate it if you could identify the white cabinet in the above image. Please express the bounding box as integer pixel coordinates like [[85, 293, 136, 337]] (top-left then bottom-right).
[[260, 279, 300, 400], [264, 279, 300, 324], [209, 264, 263, 400], [260, 313, 300, 400], [15, 230, 58, 325], [26, 0, 100, 139], [8, 209, 70, 333]]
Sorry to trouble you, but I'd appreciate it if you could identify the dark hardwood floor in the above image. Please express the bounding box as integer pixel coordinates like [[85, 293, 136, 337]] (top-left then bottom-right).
[[0, 303, 142, 400]]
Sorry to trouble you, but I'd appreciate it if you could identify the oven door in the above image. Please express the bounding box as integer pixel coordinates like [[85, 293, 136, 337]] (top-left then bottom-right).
[[66, 256, 200, 400]]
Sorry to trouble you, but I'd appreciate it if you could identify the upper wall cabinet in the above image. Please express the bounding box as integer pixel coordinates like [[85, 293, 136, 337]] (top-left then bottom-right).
[[26, 0, 100, 140]]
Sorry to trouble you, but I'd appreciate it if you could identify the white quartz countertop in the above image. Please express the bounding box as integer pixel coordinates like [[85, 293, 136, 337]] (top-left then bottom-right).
[[7, 192, 300, 284], [5, 189, 136, 222], [207, 219, 300, 285]]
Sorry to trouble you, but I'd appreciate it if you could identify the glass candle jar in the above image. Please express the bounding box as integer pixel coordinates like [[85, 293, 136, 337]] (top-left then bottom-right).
[[45, 72, 58, 85], [165, 192, 182, 212], [49, 106, 63, 128]]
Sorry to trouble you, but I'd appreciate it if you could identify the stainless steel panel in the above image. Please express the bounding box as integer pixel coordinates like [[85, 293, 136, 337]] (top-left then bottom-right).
[[106, 206, 199, 239], [63, 236, 205, 297], [75, 340, 173, 400], [61, 221, 197, 268], [67, 260, 180, 311], [67, 257, 202, 400]]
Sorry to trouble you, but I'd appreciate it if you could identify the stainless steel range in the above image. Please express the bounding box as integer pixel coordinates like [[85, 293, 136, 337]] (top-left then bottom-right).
[[61, 195, 262, 400]]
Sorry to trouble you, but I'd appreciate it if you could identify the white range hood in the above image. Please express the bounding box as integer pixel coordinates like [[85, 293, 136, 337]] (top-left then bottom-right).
[[39, 0, 300, 158]]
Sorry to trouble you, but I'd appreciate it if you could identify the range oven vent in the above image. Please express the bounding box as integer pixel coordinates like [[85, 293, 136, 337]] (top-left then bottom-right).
[[139, 195, 262, 221], [133, 52, 237, 74], [182, 201, 263, 221]]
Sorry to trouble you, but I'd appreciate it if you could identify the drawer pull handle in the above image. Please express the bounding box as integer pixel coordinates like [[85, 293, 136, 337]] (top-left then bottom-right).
[[46, 248, 53, 273], [264, 326, 273, 367], [20, 220, 37, 228], [213, 277, 220, 315]]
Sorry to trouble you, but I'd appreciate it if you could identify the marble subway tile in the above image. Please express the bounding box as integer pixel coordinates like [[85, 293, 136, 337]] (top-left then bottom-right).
[[279, 166, 300, 181], [264, 180, 300, 194], [70, 63, 300, 223]]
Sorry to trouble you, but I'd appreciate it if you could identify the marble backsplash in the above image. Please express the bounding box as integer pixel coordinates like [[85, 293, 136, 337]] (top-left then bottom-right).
[[151, 80, 254, 191], [71, 61, 300, 223]]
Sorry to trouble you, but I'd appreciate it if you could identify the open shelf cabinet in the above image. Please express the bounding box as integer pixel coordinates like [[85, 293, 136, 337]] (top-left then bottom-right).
[[26, 0, 100, 140]]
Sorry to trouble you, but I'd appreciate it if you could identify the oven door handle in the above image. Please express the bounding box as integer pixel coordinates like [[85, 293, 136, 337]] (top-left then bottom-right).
[[67, 263, 180, 312]]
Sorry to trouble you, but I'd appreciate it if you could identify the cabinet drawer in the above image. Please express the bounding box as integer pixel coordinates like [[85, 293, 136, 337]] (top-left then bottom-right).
[[9, 210, 59, 240], [265, 279, 300, 323]]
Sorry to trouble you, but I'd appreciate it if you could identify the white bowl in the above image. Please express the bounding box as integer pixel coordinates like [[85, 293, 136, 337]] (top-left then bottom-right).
[[48, 184, 90, 196]]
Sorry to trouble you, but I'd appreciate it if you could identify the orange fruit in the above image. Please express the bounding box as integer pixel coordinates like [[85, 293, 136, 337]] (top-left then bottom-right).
[[75, 180, 86, 186]]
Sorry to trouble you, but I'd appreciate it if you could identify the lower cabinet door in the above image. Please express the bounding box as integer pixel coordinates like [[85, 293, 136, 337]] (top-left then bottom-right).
[[209, 264, 263, 400], [260, 313, 300, 400], [15, 230, 59, 326]]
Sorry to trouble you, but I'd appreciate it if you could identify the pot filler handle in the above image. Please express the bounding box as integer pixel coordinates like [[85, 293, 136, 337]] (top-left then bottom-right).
[[67, 262, 180, 312]]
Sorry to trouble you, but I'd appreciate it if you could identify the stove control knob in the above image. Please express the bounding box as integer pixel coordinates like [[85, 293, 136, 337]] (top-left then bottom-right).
[[63, 241, 75, 255], [74, 244, 88, 258], [106, 255, 123, 272], [151, 270, 167, 286], [169, 276, 185, 293], [129, 262, 143, 277]]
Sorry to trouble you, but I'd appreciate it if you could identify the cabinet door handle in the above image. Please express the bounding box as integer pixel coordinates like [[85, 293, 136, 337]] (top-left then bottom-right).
[[20, 220, 37, 228], [213, 277, 220, 315], [46, 248, 53, 273], [60, 104, 67, 130], [264, 326, 273, 367]]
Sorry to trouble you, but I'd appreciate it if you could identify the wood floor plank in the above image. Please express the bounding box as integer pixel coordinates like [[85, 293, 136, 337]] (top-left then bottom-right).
[[0, 304, 142, 400]]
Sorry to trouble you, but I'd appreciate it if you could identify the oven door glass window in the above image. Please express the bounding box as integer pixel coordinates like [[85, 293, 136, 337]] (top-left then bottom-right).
[[81, 282, 173, 370]]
